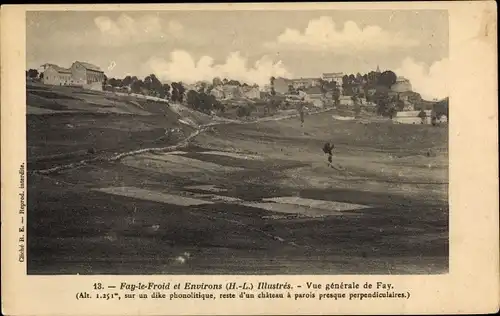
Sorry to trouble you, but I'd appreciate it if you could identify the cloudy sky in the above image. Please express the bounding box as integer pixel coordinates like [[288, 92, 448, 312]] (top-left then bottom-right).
[[27, 10, 449, 100]]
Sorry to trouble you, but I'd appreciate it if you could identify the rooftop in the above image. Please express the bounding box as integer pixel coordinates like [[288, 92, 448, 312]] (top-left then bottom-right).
[[322, 72, 344, 76], [43, 64, 72, 74], [395, 76, 410, 82], [75, 61, 104, 72], [291, 77, 320, 82], [305, 86, 323, 95]]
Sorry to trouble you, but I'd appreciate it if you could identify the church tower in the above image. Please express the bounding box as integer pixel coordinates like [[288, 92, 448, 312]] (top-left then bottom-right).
[[376, 65, 381, 73]]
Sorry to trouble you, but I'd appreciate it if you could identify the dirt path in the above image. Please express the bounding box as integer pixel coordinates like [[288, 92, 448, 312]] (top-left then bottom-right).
[[30, 107, 335, 175]]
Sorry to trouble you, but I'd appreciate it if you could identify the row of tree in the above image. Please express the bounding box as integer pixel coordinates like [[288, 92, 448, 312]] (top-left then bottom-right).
[[341, 70, 398, 97], [26, 69, 40, 79], [212, 77, 259, 88], [340, 70, 406, 117], [270, 70, 409, 117], [104, 74, 186, 103], [186, 89, 224, 114]]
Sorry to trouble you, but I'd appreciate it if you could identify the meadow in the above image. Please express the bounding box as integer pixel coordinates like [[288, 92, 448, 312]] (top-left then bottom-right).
[[27, 84, 448, 274]]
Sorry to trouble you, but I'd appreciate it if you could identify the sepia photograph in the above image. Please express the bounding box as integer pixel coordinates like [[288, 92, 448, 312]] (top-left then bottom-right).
[[25, 9, 450, 275]]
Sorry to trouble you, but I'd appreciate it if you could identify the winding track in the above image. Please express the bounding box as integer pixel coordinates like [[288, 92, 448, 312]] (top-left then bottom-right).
[[30, 107, 335, 175]]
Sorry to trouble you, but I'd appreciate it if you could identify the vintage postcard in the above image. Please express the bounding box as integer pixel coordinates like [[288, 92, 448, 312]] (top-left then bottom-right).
[[1, 2, 498, 315]]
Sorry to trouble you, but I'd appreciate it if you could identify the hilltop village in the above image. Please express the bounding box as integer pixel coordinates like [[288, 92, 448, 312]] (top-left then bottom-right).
[[26, 62, 447, 124]]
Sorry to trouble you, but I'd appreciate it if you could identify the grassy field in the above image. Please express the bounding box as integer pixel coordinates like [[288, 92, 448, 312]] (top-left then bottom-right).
[[27, 84, 448, 275], [27, 83, 200, 170]]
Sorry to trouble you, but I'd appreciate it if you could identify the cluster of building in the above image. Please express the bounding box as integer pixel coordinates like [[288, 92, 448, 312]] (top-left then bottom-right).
[[270, 70, 416, 110], [271, 72, 344, 96], [37, 61, 106, 91], [33, 61, 423, 115], [210, 84, 262, 101]]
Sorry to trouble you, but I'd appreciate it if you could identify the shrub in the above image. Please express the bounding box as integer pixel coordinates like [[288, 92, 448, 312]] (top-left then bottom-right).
[[237, 105, 254, 117]]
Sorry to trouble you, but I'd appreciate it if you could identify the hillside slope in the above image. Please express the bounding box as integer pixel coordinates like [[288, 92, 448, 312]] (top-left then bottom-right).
[[27, 83, 205, 171]]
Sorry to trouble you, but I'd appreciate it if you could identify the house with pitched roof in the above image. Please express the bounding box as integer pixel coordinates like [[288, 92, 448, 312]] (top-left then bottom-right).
[[303, 86, 325, 108], [210, 86, 225, 100], [272, 77, 291, 95], [290, 77, 321, 89], [321, 72, 344, 86], [242, 86, 260, 99], [41, 64, 72, 86], [70, 61, 106, 91], [40, 61, 106, 91]]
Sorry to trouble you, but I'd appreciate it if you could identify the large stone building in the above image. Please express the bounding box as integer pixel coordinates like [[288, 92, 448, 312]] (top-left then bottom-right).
[[391, 76, 413, 93], [303, 86, 325, 108], [242, 86, 260, 99], [322, 72, 344, 86], [272, 77, 291, 95], [290, 77, 321, 89], [393, 110, 432, 124], [210, 87, 225, 100], [273, 77, 322, 94], [41, 64, 72, 86], [210, 85, 261, 100], [40, 61, 105, 91]]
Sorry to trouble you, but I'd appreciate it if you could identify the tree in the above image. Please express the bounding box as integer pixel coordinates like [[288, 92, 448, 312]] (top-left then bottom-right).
[[162, 83, 171, 100], [131, 79, 144, 93], [108, 78, 119, 87], [267, 97, 280, 114], [148, 74, 163, 97], [177, 83, 186, 103], [186, 90, 200, 110], [378, 70, 397, 88], [356, 73, 363, 84], [433, 97, 449, 120], [171, 82, 186, 103], [205, 84, 214, 94], [144, 75, 153, 92], [213, 98, 225, 113], [228, 79, 241, 86], [318, 79, 327, 93], [197, 82, 207, 93], [122, 76, 133, 87], [388, 107, 398, 119], [418, 109, 427, 124], [366, 71, 380, 87], [396, 99, 405, 111], [102, 74, 108, 89], [237, 105, 254, 117], [27, 69, 39, 79], [171, 82, 179, 102], [342, 75, 349, 88], [213, 77, 222, 87], [269, 76, 276, 96], [186, 89, 223, 114], [374, 86, 391, 116], [342, 75, 355, 96], [332, 86, 340, 106]]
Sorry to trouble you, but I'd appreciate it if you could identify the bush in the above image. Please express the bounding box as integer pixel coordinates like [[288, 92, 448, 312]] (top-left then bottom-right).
[[237, 105, 254, 117]]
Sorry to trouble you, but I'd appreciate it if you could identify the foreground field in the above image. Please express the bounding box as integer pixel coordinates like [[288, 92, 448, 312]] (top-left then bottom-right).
[[27, 100, 448, 274], [26, 83, 448, 274]]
